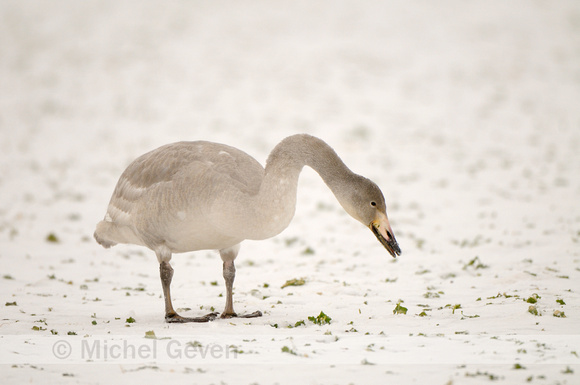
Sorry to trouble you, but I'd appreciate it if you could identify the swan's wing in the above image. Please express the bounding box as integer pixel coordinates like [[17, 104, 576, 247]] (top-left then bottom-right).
[[105, 141, 264, 227]]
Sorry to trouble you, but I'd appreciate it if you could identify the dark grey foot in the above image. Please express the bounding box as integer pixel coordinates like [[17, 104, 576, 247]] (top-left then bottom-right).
[[221, 310, 263, 319], [165, 312, 219, 323]]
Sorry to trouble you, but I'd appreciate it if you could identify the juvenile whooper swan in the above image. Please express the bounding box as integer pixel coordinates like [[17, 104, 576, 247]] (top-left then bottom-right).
[[94, 134, 401, 323]]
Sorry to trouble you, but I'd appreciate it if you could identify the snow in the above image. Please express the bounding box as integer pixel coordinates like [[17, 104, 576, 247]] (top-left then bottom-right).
[[1, 0, 579, 384]]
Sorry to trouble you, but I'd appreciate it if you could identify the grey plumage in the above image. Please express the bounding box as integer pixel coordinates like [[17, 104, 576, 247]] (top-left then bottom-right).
[[94, 134, 400, 323]]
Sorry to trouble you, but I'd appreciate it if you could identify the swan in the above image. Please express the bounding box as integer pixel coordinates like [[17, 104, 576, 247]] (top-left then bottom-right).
[[94, 134, 401, 323]]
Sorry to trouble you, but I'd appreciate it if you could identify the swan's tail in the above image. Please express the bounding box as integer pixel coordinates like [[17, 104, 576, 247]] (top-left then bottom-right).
[[94, 221, 118, 248], [94, 219, 144, 248]]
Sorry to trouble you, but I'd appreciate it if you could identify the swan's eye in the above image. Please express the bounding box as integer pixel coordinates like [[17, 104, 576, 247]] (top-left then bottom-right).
[[370, 201, 377, 207]]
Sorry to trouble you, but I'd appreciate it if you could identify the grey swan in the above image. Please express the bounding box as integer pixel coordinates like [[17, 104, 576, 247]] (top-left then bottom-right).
[[94, 134, 401, 323]]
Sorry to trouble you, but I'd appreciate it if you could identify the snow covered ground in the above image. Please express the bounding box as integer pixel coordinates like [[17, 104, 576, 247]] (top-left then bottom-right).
[[1, 1, 579, 384]]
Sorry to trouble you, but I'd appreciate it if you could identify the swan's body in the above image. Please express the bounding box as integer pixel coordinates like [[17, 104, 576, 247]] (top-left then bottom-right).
[[95, 134, 400, 322]]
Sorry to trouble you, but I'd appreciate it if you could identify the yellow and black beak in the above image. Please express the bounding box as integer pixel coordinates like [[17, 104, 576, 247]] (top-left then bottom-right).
[[370, 213, 401, 258]]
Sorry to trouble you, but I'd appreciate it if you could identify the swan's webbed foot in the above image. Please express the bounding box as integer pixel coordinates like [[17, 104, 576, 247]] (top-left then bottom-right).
[[240, 310, 263, 318], [220, 310, 262, 319], [165, 311, 219, 323]]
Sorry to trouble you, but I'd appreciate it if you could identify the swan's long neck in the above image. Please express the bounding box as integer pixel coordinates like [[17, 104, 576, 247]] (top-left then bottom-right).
[[244, 134, 355, 240], [265, 134, 352, 190]]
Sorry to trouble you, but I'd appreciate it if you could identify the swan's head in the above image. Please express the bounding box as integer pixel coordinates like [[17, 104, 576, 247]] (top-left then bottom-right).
[[338, 175, 401, 258]]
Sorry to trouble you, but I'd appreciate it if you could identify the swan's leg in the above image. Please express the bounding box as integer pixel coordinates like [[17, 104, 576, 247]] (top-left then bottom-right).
[[160, 260, 178, 318], [219, 245, 262, 319], [221, 260, 237, 317], [157, 249, 218, 323]]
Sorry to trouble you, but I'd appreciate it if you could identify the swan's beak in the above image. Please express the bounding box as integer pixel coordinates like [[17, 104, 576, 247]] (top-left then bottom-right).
[[370, 213, 401, 258]]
